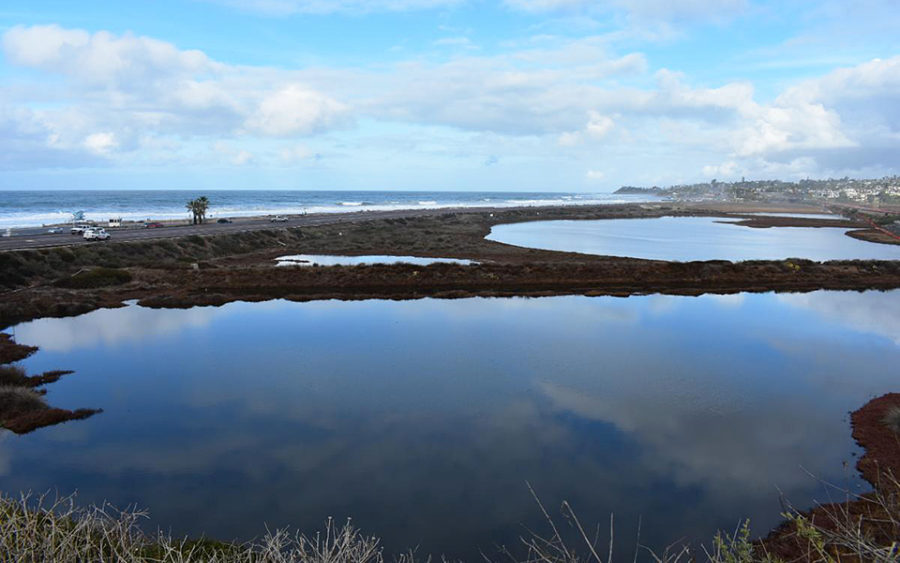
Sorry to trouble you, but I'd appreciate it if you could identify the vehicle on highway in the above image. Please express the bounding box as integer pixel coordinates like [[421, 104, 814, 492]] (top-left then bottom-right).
[[144, 222, 165, 228], [47, 227, 64, 234], [217, 218, 233, 223], [83, 228, 110, 241], [270, 215, 288, 222], [70, 224, 92, 235]]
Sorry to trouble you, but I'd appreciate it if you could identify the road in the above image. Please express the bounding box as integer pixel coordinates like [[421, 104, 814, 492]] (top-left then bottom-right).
[[0, 207, 497, 252]]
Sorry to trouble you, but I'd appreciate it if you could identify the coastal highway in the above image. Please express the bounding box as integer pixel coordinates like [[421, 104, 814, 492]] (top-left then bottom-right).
[[0, 207, 502, 252]]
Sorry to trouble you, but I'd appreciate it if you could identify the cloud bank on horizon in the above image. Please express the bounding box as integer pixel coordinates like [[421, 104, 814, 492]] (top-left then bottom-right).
[[0, 0, 898, 190]]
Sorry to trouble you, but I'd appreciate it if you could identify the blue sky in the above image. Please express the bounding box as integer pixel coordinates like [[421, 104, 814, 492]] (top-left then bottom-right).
[[0, 0, 898, 191]]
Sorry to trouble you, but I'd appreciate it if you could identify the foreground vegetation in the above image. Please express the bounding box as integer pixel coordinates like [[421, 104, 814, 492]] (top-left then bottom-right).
[[1, 474, 898, 563]]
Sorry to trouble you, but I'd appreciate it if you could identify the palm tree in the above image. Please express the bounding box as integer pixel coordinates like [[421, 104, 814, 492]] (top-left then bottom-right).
[[195, 196, 209, 224], [185, 196, 210, 224], [186, 199, 197, 224]]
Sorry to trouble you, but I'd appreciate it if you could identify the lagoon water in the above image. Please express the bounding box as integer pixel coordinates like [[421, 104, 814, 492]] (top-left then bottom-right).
[[4, 292, 900, 560], [487, 217, 900, 261]]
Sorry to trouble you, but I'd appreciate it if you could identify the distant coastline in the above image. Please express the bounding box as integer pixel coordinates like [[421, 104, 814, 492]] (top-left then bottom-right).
[[0, 190, 657, 230]]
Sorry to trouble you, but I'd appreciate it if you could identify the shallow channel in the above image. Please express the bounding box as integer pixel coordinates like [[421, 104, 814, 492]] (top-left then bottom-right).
[[3, 291, 899, 560]]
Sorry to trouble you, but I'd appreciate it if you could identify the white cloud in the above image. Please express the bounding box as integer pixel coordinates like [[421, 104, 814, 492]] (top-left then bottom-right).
[[617, 0, 746, 22], [365, 39, 645, 135], [245, 85, 349, 136], [2, 25, 214, 89], [213, 141, 256, 165], [1, 22, 899, 183], [586, 111, 614, 138], [734, 100, 853, 157], [504, 0, 746, 24], [83, 132, 118, 155], [279, 144, 315, 164], [0, 26, 351, 169], [586, 169, 605, 180], [503, 0, 589, 11], [702, 160, 738, 178], [209, 0, 462, 15]]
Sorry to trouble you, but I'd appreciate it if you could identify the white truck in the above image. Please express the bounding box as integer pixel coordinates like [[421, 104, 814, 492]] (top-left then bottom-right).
[[83, 228, 110, 241]]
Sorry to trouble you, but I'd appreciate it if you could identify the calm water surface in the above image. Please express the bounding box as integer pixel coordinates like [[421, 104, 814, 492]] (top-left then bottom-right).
[[487, 217, 900, 261], [3, 292, 900, 560]]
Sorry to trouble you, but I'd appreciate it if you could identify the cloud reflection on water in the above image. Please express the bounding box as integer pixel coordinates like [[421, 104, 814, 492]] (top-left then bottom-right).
[[777, 290, 900, 344], [3, 292, 899, 559], [13, 304, 220, 352]]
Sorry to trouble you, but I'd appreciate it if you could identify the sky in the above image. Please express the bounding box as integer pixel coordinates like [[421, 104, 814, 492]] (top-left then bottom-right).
[[0, 0, 898, 191]]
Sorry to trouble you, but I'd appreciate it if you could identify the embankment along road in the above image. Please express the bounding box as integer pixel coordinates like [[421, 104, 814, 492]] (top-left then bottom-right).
[[0, 207, 501, 252]]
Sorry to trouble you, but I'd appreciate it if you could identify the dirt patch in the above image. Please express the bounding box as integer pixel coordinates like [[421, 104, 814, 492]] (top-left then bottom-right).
[[0, 336, 101, 434], [846, 228, 900, 246], [725, 216, 862, 229]]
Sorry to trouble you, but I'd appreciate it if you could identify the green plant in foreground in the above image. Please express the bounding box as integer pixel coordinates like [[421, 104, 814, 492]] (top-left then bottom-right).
[[708, 521, 766, 563]]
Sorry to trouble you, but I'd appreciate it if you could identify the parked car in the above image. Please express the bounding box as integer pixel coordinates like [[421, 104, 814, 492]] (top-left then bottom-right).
[[270, 215, 288, 222], [217, 218, 233, 224], [83, 228, 110, 241], [47, 227, 64, 234], [144, 222, 165, 228]]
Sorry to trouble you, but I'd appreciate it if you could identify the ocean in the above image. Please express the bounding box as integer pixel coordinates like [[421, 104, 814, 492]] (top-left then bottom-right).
[[0, 190, 654, 229]]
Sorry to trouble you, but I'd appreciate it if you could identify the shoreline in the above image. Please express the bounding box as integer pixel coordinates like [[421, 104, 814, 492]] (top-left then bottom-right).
[[1, 202, 899, 329], [761, 393, 900, 560]]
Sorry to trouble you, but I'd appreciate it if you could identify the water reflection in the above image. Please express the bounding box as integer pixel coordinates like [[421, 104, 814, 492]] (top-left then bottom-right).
[[487, 217, 900, 261], [14, 304, 220, 352], [4, 292, 899, 560], [777, 290, 900, 344]]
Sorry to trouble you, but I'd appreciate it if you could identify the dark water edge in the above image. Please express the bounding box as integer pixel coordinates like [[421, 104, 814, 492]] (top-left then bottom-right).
[[3, 291, 899, 560]]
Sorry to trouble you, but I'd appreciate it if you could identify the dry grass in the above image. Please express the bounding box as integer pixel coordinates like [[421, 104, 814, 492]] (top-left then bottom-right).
[[0, 385, 46, 416], [0, 491, 386, 563], [0, 364, 29, 386], [883, 406, 900, 434], [2, 477, 899, 563]]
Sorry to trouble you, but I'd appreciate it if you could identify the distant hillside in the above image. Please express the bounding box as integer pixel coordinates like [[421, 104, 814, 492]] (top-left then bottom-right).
[[614, 186, 665, 195]]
